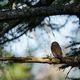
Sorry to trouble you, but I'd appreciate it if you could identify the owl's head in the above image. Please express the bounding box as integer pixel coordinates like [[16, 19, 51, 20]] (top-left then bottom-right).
[[52, 41, 60, 46]]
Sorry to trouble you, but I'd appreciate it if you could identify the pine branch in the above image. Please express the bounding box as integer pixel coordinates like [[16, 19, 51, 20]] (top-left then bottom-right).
[[0, 2, 80, 21]]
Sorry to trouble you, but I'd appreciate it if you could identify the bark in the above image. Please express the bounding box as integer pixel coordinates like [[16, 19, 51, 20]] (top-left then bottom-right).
[[0, 56, 80, 67], [0, 3, 80, 21]]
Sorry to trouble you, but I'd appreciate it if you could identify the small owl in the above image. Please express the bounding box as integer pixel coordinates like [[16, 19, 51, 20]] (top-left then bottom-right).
[[51, 42, 63, 59]]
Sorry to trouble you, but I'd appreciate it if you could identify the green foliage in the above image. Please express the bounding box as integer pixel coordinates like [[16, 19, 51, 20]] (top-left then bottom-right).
[[0, 48, 33, 80], [0, 64, 32, 80], [5, 63, 32, 80]]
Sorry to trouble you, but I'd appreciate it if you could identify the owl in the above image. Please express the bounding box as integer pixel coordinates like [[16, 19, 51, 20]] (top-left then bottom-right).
[[51, 42, 63, 59]]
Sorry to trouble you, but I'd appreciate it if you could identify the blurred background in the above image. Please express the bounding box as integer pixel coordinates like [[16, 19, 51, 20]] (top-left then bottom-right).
[[0, 15, 79, 80], [0, 0, 80, 80]]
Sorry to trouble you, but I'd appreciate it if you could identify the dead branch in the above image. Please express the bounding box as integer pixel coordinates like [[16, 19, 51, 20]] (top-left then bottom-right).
[[0, 56, 80, 67], [0, 56, 60, 64]]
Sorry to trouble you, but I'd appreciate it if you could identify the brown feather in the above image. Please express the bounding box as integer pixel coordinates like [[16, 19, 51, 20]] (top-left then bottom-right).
[[51, 42, 63, 58]]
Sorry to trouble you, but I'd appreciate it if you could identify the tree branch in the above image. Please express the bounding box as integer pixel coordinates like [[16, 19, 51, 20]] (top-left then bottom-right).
[[0, 56, 80, 67], [0, 3, 80, 21]]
